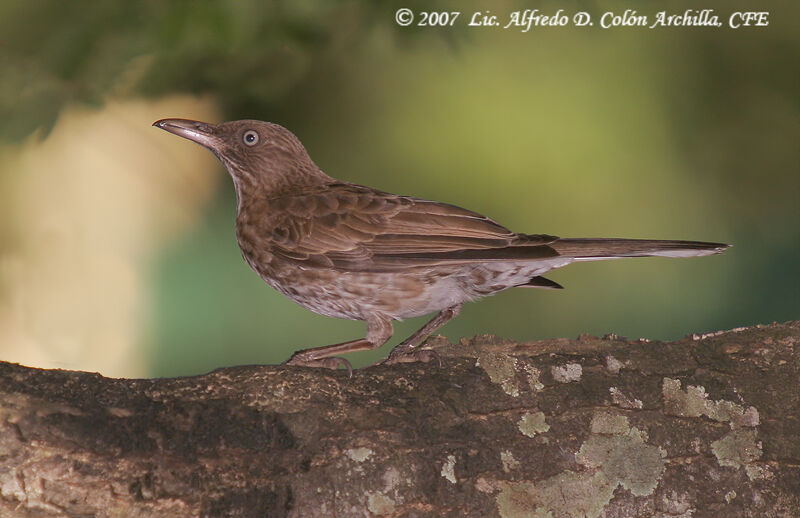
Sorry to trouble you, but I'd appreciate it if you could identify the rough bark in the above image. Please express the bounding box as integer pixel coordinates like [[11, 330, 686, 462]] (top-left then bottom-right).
[[0, 322, 798, 518]]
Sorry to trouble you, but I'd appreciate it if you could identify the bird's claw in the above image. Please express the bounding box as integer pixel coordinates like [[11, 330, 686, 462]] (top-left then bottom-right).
[[382, 347, 442, 367], [284, 354, 353, 377]]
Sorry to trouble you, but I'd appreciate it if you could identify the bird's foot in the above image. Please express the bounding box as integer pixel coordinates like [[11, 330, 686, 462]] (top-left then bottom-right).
[[284, 353, 353, 377], [382, 346, 442, 367]]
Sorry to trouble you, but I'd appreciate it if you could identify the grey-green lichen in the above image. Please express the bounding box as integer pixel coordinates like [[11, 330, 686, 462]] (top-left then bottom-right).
[[577, 412, 666, 497], [475, 354, 547, 395], [659, 491, 693, 515], [345, 447, 373, 463], [589, 412, 631, 435], [441, 454, 457, 484], [663, 377, 763, 473], [501, 450, 520, 473], [366, 492, 396, 515], [662, 378, 759, 428], [523, 363, 544, 391], [745, 463, 771, 481], [496, 411, 667, 517], [518, 412, 550, 438], [609, 387, 643, 409], [497, 471, 616, 518], [476, 352, 520, 397], [551, 363, 582, 383], [712, 429, 762, 468], [604, 355, 624, 374]]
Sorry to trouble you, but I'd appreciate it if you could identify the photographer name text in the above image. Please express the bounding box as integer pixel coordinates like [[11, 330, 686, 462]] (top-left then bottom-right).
[[394, 9, 769, 31]]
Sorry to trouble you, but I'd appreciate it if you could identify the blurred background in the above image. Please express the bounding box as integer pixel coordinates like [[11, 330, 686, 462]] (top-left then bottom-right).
[[0, 0, 797, 378]]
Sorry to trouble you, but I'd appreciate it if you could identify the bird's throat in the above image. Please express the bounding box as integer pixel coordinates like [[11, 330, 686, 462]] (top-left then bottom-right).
[[225, 159, 334, 212]]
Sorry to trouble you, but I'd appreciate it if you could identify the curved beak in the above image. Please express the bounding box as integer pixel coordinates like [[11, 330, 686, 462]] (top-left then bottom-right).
[[153, 118, 222, 151]]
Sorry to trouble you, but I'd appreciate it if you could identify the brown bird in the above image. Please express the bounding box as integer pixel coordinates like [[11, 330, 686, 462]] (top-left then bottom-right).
[[153, 118, 729, 372]]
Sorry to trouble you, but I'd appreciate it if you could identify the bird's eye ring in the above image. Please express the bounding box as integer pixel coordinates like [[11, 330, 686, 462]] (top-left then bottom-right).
[[243, 130, 259, 146]]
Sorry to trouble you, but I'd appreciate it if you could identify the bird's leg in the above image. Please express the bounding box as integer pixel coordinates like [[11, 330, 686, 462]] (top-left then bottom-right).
[[384, 304, 463, 365], [284, 315, 393, 375]]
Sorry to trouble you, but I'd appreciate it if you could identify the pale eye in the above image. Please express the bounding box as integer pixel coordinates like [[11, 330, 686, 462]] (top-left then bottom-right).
[[243, 130, 259, 146]]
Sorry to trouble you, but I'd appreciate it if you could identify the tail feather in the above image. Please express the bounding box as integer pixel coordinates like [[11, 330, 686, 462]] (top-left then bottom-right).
[[518, 276, 564, 290], [550, 238, 729, 260]]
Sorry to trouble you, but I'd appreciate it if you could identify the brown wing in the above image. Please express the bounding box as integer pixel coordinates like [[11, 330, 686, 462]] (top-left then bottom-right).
[[263, 183, 559, 272]]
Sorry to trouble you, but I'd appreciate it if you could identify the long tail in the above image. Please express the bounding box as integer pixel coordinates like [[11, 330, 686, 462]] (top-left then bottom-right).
[[549, 238, 729, 260]]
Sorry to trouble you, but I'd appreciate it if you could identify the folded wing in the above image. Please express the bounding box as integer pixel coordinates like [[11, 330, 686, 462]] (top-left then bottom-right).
[[264, 183, 559, 272]]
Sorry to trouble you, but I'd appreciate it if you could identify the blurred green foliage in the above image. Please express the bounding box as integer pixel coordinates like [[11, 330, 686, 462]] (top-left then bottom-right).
[[2, 0, 797, 376], [0, 0, 423, 139]]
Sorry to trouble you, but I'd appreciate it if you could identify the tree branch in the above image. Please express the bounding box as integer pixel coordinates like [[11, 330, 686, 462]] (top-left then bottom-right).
[[1, 322, 798, 517]]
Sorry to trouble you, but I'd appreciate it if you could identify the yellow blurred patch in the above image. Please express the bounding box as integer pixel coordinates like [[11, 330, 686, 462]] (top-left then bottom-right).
[[0, 96, 221, 377]]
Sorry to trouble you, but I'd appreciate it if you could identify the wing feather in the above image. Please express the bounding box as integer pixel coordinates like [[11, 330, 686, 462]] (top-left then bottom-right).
[[261, 183, 559, 271]]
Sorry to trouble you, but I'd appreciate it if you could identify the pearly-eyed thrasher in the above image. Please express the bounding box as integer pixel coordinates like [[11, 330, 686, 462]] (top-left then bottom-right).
[[153, 119, 728, 372]]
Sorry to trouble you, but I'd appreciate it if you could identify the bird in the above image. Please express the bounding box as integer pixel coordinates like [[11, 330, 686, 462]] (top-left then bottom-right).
[[153, 118, 729, 372]]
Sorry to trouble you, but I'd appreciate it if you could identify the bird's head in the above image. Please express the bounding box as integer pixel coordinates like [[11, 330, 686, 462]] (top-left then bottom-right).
[[153, 118, 330, 197]]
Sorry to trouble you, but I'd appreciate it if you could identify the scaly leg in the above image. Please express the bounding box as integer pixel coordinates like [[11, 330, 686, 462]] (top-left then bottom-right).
[[384, 304, 463, 365], [285, 314, 393, 375]]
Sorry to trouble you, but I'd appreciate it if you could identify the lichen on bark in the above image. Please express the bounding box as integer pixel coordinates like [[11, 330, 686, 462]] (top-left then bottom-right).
[[0, 322, 798, 517]]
